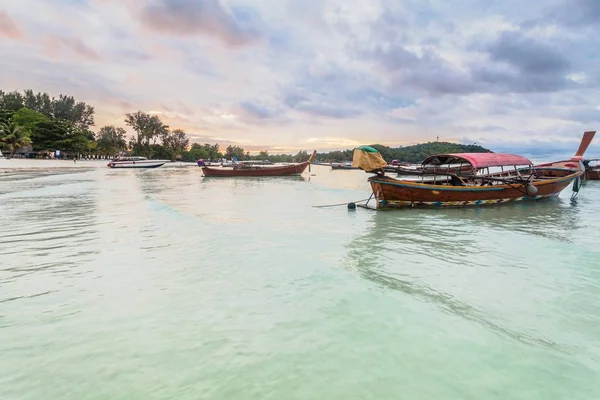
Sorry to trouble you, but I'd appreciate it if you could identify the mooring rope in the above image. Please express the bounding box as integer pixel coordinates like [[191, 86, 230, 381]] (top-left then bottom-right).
[[312, 197, 372, 208]]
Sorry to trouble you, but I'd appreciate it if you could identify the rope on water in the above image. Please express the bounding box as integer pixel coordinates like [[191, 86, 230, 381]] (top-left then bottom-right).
[[312, 197, 373, 208]]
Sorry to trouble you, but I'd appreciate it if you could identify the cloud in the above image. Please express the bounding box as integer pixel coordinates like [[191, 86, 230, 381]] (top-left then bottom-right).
[[41, 36, 100, 62], [306, 137, 362, 148], [0, 52, 118, 100], [472, 30, 578, 93], [486, 31, 570, 75], [0, 11, 23, 39], [55, 36, 101, 61], [140, 0, 262, 47], [349, 1, 598, 97], [116, 49, 152, 62], [544, 0, 600, 28], [1, 0, 600, 153], [465, 135, 600, 163], [283, 92, 360, 119], [363, 44, 475, 95], [233, 101, 287, 122], [276, 58, 393, 120]]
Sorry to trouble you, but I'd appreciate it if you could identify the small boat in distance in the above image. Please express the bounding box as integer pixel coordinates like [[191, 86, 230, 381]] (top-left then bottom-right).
[[352, 131, 596, 209], [107, 156, 169, 169], [201, 150, 317, 177], [331, 162, 360, 170]]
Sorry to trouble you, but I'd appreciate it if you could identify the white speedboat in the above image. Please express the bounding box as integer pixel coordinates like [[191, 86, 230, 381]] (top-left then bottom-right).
[[107, 156, 169, 169]]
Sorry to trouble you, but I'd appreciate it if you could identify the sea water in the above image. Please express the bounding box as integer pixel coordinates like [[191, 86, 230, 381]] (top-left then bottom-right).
[[1, 160, 599, 399]]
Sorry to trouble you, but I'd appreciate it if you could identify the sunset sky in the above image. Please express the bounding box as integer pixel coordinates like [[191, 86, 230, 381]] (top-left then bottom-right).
[[1, 0, 599, 155]]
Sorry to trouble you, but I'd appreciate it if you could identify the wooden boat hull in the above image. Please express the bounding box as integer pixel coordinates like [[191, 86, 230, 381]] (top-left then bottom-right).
[[360, 131, 595, 209], [202, 162, 310, 177], [368, 171, 582, 209], [331, 164, 360, 170], [585, 168, 600, 180], [201, 150, 316, 177]]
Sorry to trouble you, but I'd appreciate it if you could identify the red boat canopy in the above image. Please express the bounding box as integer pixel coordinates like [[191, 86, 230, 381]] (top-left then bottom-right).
[[422, 153, 533, 169]]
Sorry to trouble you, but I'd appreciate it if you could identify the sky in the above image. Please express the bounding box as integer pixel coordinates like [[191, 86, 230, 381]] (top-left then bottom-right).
[[1, 0, 599, 156]]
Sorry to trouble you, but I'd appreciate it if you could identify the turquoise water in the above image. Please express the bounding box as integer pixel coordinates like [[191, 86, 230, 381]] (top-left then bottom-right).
[[1, 160, 600, 399]]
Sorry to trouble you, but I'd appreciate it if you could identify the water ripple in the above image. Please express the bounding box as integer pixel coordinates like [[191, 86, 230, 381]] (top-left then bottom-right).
[[1, 162, 600, 399]]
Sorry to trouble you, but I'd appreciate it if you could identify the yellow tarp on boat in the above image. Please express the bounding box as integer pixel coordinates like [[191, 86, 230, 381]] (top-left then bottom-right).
[[352, 146, 388, 172]]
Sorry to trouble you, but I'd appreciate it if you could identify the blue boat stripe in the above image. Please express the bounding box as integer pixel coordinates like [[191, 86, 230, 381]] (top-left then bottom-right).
[[371, 180, 506, 191]]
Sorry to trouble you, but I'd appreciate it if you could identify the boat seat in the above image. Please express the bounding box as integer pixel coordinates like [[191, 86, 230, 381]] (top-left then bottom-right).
[[450, 175, 466, 186]]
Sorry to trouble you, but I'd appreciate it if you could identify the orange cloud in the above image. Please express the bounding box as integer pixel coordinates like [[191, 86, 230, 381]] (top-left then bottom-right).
[[59, 36, 101, 61], [43, 35, 101, 61], [139, 0, 262, 48], [0, 11, 23, 39]]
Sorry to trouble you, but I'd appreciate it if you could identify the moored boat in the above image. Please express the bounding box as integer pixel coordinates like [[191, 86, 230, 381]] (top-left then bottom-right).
[[352, 131, 596, 209], [331, 162, 360, 170], [584, 159, 600, 180], [107, 156, 169, 169], [201, 150, 316, 177], [383, 160, 412, 173]]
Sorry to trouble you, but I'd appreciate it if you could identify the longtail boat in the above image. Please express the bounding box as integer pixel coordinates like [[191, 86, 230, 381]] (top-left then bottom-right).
[[352, 131, 595, 209], [201, 150, 316, 177]]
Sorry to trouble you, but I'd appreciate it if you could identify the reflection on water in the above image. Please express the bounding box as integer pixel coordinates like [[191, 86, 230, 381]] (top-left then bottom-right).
[[0, 168, 99, 296], [1, 162, 600, 399], [346, 232, 563, 351], [202, 175, 310, 183], [378, 198, 582, 242], [345, 199, 600, 357]]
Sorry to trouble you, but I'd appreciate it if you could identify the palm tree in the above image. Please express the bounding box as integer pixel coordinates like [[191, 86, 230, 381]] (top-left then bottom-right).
[[0, 122, 32, 157]]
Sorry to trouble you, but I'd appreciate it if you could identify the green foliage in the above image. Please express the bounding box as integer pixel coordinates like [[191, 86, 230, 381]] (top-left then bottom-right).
[[53, 94, 95, 129], [181, 143, 222, 162], [0, 88, 98, 156], [242, 150, 311, 163], [293, 150, 310, 162], [23, 89, 53, 115], [0, 90, 25, 111], [0, 90, 94, 129], [315, 142, 490, 163], [178, 147, 311, 163], [57, 130, 92, 154], [29, 120, 69, 151], [122, 112, 191, 161], [0, 109, 14, 126], [12, 107, 49, 135], [376, 142, 490, 163], [0, 88, 491, 162], [315, 149, 353, 162], [96, 125, 127, 156], [163, 129, 190, 160], [1, 90, 194, 159], [224, 145, 246, 161], [268, 154, 294, 162], [0, 122, 33, 154], [125, 111, 169, 158]]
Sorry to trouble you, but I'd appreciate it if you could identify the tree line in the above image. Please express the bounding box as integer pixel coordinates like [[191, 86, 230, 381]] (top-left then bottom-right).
[[0, 89, 312, 162], [0, 89, 192, 160], [0, 89, 490, 163], [336, 142, 491, 164]]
